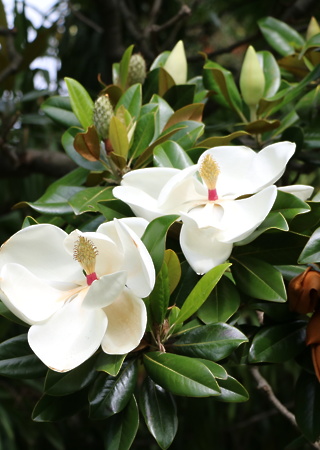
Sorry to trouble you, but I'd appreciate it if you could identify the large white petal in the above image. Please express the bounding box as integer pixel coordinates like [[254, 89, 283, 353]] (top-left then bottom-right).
[[64, 230, 123, 277], [82, 271, 127, 309], [97, 217, 149, 241], [120, 167, 179, 197], [101, 288, 147, 354], [216, 186, 277, 243], [201, 141, 295, 197], [28, 293, 108, 372], [113, 220, 155, 298], [0, 263, 65, 324], [113, 186, 163, 221], [278, 185, 314, 201], [179, 217, 233, 274], [0, 224, 82, 283]]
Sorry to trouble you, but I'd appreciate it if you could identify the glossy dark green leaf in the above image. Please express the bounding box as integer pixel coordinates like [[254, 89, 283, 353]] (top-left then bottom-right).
[[143, 352, 220, 397], [232, 231, 309, 265], [258, 50, 281, 98], [141, 215, 179, 273], [272, 190, 310, 221], [118, 45, 134, 89], [237, 211, 288, 246], [231, 256, 287, 302], [41, 95, 81, 127], [153, 140, 193, 169], [248, 320, 307, 363], [129, 112, 156, 159], [198, 275, 241, 324], [14, 168, 89, 214], [61, 127, 105, 171], [68, 186, 114, 214], [140, 377, 178, 450], [149, 261, 170, 325], [95, 353, 126, 376], [44, 355, 98, 396], [104, 395, 139, 450], [65, 77, 94, 130], [298, 227, 320, 263], [173, 323, 247, 361], [216, 375, 249, 402], [116, 83, 142, 119], [176, 263, 231, 325], [0, 334, 47, 378], [89, 359, 137, 419], [203, 60, 243, 117], [163, 84, 195, 110], [258, 16, 304, 56], [295, 371, 320, 442], [166, 120, 204, 150], [32, 390, 88, 422]]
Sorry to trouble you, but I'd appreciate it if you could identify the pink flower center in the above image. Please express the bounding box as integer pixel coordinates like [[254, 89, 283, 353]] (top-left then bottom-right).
[[199, 153, 220, 201]]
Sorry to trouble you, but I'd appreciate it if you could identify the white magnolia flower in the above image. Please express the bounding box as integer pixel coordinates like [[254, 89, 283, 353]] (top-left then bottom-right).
[[0, 218, 155, 372], [113, 142, 313, 274]]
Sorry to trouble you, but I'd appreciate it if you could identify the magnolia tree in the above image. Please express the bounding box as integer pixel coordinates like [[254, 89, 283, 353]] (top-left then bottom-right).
[[1, 15, 320, 450]]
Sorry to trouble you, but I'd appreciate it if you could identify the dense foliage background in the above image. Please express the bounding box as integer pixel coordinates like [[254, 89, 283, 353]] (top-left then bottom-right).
[[1, 1, 320, 449]]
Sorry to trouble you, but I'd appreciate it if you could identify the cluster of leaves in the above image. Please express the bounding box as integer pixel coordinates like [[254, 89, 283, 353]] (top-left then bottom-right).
[[1, 16, 320, 450]]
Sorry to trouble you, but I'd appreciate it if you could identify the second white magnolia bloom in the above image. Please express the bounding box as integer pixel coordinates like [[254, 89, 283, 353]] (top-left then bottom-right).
[[113, 141, 313, 274], [0, 218, 155, 372]]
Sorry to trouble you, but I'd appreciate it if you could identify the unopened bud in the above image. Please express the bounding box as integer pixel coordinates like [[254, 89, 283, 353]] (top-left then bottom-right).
[[127, 54, 147, 86], [93, 95, 114, 140], [288, 266, 320, 314], [239, 46, 265, 108], [306, 17, 320, 41]]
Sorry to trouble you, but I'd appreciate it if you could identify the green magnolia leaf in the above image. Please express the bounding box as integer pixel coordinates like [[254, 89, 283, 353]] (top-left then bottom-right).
[[143, 352, 220, 397], [44, 355, 98, 396], [164, 103, 204, 129], [163, 85, 195, 110], [95, 353, 126, 376], [65, 77, 94, 130], [139, 377, 178, 450], [173, 323, 248, 361], [244, 119, 280, 134], [104, 395, 139, 450], [61, 127, 105, 171], [32, 390, 88, 422], [197, 359, 227, 380], [257, 51, 281, 98], [166, 120, 204, 150], [258, 16, 305, 56], [141, 215, 179, 274], [164, 249, 181, 294], [149, 261, 170, 325], [109, 116, 129, 159], [231, 256, 287, 302], [176, 263, 231, 325], [203, 60, 244, 117], [116, 83, 142, 119], [295, 371, 320, 442], [68, 186, 115, 215], [248, 320, 307, 363], [196, 131, 250, 148], [153, 140, 193, 169], [198, 275, 241, 324], [273, 190, 310, 220], [129, 112, 156, 159], [298, 227, 320, 263], [118, 45, 134, 89], [41, 96, 81, 127], [0, 334, 47, 378], [216, 375, 249, 402], [236, 211, 288, 246], [150, 94, 174, 133], [89, 359, 137, 419], [233, 230, 309, 265]]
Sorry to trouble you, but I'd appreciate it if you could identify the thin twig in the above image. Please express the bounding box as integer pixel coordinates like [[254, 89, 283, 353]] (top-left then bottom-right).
[[149, 4, 191, 34], [250, 366, 320, 449]]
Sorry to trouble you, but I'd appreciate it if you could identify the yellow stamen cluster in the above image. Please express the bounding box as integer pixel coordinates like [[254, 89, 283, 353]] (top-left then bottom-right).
[[199, 154, 220, 190], [73, 236, 98, 275]]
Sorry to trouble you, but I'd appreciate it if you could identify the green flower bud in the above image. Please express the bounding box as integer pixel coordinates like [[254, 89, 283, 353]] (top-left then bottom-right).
[[93, 94, 114, 140], [306, 17, 320, 41], [239, 45, 265, 108], [127, 53, 147, 86]]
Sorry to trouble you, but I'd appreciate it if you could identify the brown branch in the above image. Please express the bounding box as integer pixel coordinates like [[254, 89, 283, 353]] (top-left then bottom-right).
[[149, 4, 191, 34], [250, 367, 320, 449], [68, 3, 104, 33]]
